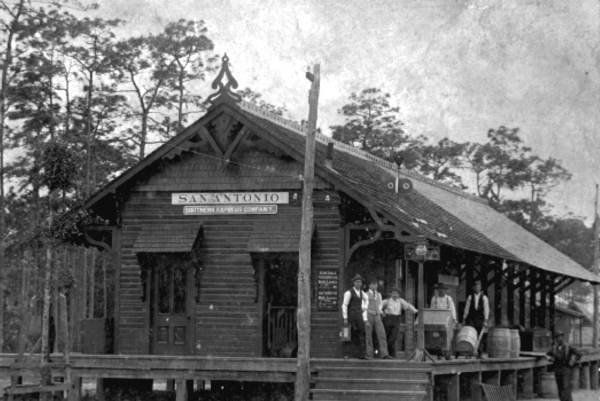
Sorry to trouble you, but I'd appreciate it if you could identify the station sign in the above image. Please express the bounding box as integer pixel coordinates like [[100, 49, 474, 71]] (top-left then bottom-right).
[[173, 192, 288, 215], [172, 192, 289, 205]]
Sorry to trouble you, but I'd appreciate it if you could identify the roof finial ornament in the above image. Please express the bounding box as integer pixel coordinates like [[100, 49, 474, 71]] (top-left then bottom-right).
[[206, 53, 242, 105]]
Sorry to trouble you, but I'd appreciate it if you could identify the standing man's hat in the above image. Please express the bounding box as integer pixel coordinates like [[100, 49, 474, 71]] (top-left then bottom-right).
[[390, 287, 401, 293], [553, 330, 564, 338], [434, 283, 448, 289], [351, 274, 364, 283]]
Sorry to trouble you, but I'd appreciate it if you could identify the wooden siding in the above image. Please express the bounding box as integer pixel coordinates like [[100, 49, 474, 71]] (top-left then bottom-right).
[[311, 205, 343, 357], [116, 150, 342, 357]]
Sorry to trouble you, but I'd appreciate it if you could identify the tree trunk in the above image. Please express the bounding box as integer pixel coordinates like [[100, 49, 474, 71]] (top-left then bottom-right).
[[64, 69, 72, 136], [41, 207, 53, 379], [78, 248, 88, 351], [82, 248, 88, 321], [85, 68, 94, 197], [139, 111, 148, 159], [0, 0, 25, 353], [593, 185, 599, 347], [102, 254, 107, 318], [177, 68, 185, 131], [89, 250, 96, 318]]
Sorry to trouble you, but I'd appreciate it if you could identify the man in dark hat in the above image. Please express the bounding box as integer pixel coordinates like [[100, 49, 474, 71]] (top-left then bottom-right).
[[342, 274, 368, 358], [546, 331, 581, 401], [382, 287, 417, 357]]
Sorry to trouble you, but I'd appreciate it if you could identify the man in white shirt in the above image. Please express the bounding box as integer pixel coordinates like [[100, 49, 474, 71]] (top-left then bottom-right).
[[382, 287, 417, 357], [342, 274, 368, 359], [430, 283, 457, 323], [462, 280, 490, 334], [364, 278, 392, 359]]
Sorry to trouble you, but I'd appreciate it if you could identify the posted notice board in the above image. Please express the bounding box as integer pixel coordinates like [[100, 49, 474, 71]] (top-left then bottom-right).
[[317, 269, 338, 311]]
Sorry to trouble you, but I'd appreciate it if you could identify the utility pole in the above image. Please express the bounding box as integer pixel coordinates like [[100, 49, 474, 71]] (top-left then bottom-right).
[[295, 63, 319, 401], [593, 184, 599, 347]]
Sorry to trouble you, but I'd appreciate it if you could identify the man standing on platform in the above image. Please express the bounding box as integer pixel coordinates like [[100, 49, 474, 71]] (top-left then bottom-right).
[[365, 278, 392, 359], [462, 280, 489, 333], [430, 283, 457, 323], [342, 274, 368, 359], [462, 280, 489, 356], [546, 331, 581, 401], [383, 287, 418, 357]]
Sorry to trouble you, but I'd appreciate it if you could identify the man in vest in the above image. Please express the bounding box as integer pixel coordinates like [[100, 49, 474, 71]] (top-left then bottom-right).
[[462, 280, 489, 356], [546, 331, 581, 401], [342, 274, 368, 358], [462, 280, 489, 333], [365, 278, 392, 359]]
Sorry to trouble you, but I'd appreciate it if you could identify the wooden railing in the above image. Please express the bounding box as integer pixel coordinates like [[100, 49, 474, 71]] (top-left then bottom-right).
[[266, 304, 297, 357]]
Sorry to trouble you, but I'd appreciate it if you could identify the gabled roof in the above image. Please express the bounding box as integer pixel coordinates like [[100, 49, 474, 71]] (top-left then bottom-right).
[[81, 96, 600, 284]]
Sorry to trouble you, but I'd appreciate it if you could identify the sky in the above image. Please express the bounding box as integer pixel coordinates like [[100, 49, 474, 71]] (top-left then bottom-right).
[[95, 0, 600, 222]]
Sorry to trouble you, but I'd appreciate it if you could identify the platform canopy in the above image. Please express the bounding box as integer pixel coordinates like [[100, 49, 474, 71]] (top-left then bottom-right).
[[236, 101, 600, 284], [133, 223, 202, 253]]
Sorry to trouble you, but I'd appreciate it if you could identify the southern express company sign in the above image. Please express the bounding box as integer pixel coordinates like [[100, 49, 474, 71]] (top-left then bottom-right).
[[172, 192, 289, 215]]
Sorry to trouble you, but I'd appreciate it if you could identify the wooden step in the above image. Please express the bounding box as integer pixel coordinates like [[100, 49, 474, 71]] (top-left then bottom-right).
[[315, 366, 430, 380], [313, 358, 430, 369], [314, 377, 428, 391], [311, 388, 427, 401]]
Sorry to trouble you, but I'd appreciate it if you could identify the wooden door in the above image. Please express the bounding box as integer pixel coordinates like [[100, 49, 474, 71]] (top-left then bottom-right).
[[151, 259, 194, 355]]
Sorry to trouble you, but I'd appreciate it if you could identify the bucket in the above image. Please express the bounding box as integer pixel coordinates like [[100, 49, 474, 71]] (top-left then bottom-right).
[[540, 372, 558, 398], [509, 329, 520, 358], [340, 325, 351, 342], [487, 327, 511, 358], [455, 325, 478, 354]]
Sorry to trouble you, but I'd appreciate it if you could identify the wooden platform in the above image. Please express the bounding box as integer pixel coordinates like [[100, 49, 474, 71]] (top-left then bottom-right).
[[0, 354, 299, 383], [2, 351, 600, 401], [2, 351, 600, 380]]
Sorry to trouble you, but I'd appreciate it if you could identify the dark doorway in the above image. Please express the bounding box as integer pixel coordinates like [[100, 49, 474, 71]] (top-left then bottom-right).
[[346, 239, 403, 296], [141, 254, 195, 355], [254, 253, 298, 357]]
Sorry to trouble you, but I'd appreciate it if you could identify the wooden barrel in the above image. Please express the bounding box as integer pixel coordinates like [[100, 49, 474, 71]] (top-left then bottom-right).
[[540, 372, 558, 398], [509, 329, 520, 358], [455, 325, 478, 354], [487, 327, 511, 358]]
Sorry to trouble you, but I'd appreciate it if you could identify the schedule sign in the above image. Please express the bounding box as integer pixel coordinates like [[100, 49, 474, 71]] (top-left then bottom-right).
[[317, 269, 339, 311]]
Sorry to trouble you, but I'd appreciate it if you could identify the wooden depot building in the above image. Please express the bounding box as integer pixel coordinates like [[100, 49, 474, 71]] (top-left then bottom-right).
[[4, 55, 600, 401]]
